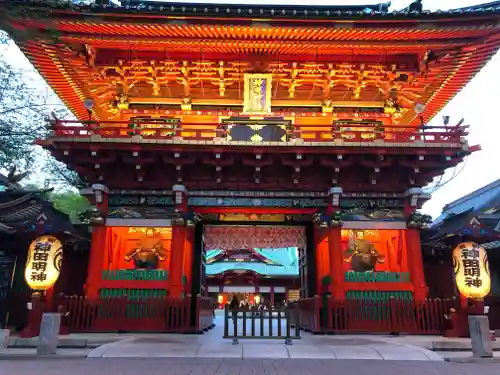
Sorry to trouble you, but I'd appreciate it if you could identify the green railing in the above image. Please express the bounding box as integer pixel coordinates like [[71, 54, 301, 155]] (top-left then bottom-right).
[[97, 289, 172, 320], [344, 291, 414, 322], [102, 269, 168, 281], [99, 288, 168, 300], [346, 290, 413, 301], [340, 290, 413, 322], [344, 272, 410, 283]]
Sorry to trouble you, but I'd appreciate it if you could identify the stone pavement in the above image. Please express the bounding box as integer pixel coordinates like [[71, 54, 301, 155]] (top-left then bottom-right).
[[1, 358, 500, 375], [4, 313, 496, 361], [86, 315, 442, 360]]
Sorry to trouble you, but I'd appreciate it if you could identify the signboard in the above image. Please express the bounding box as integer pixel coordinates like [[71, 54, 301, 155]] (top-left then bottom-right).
[[219, 213, 285, 222], [25, 236, 63, 291], [189, 197, 327, 208], [243, 74, 272, 114], [452, 242, 491, 300]]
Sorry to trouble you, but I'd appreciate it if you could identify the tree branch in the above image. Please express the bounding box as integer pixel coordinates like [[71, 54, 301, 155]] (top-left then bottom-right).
[[0, 103, 65, 116]]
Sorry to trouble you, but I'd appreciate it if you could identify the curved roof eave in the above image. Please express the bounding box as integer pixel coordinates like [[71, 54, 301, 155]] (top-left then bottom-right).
[[4, 0, 500, 23]]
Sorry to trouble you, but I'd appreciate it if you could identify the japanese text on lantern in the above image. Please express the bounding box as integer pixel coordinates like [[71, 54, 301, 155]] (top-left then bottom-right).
[[452, 242, 490, 300], [24, 235, 63, 290]]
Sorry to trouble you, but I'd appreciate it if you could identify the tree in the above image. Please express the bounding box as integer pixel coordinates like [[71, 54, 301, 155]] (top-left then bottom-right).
[[0, 54, 58, 167], [49, 190, 90, 223], [41, 156, 88, 190], [0, 33, 80, 188]]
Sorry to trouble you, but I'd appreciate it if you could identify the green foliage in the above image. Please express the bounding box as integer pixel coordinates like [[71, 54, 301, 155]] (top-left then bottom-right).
[[0, 33, 82, 189], [42, 156, 88, 189], [0, 41, 65, 167], [49, 191, 90, 223], [407, 211, 433, 229]]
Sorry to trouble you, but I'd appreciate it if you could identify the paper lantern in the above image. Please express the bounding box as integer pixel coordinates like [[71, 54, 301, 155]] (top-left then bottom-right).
[[25, 235, 63, 291], [452, 242, 490, 300]]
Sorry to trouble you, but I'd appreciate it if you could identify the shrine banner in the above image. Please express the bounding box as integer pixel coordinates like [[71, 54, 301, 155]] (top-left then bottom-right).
[[204, 225, 306, 250]]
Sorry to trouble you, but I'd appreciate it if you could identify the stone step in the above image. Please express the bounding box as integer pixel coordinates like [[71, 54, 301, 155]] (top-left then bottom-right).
[[431, 340, 500, 352], [7, 337, 116, 349]]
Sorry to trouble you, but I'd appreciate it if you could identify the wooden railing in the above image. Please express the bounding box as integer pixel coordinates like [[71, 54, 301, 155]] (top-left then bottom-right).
[[19, 294, 215, 336], [296, 296, 457, 335], [223, 305, 300, 344], [196, 296, 216, 333], [60, 295, 192, 333], [293, 297, 322, 333], [49, 120, 467, 146]]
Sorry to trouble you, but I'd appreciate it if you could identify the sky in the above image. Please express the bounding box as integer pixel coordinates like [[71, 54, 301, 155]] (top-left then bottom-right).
[[2, 0, 499, 218]]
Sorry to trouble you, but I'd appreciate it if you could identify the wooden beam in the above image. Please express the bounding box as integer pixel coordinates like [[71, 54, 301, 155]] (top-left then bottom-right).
[[94, 50, 419, 66], [128, 97, 384, 108], [60, 34, 473, 48]]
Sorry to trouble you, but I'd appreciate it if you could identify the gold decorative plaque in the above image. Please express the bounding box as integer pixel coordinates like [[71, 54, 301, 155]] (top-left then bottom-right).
[[243, 74, 273, 114]]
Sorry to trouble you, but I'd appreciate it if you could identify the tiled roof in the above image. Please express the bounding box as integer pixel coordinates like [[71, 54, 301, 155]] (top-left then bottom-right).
[[8, 0, 500, 20], [433, 179, 500, 225], [456, 1, 500, 11], [0, 190, 76, 235], [206, 247, 299, 276], [483, 239, 500, 249], [428, 179, 500, 241]]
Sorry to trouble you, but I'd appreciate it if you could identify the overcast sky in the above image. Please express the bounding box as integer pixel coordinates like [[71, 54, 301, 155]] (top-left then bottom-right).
[[2, 0, 499, 217]]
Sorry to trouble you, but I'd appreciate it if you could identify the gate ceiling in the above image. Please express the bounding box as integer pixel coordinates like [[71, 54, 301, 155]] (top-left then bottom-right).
[[204, 225, 305, 250]]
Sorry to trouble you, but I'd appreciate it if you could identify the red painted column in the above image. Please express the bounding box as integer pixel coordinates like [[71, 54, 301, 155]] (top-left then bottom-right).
[[314, 224, 330, 294], [328, 226, 345, 299], [170, 185, 188, 298], [183, 222, 195, 295], [270, 286, 275, 307], [84, 184, 109, 300], [327, 187, 345, 299], [170, 219, 186, 298], [405, 228, 428, 301], [404, 188, 429, 302]]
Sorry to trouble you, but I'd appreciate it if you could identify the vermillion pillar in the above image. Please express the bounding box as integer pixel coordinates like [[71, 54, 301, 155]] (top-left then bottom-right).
[[170, 219, 187, 298], [327, 187, 345, 299], [183, 221, 195, 295], [404, 188, 429, 301], [405, 228, 427, 301], [84, 184, 109, 300], [170, 185, 188, 298]]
